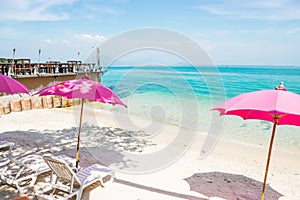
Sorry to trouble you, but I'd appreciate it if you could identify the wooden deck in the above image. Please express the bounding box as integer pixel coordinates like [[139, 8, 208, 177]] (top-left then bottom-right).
[[0, 58, 102, 90]]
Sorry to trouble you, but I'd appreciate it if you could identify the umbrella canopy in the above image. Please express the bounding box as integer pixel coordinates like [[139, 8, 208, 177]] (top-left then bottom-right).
[[35, 76, 127, 168], [35, 76, 127, 107], [211, 89, 300, 200], [212, 90, 300, 126], [0, 73, 30, 94]]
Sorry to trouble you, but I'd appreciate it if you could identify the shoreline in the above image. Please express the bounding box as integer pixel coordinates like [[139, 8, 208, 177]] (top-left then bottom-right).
[[0, 106, 299, 199]]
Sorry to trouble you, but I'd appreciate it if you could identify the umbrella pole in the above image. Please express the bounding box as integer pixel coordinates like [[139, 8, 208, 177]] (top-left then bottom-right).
[[261, 116, 278, 200], [75, 99, 84, 168]]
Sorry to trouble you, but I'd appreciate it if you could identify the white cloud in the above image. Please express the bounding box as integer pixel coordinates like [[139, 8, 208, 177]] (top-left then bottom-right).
[[75, 34, 93, 40], [31, 34, 106, 61], [62, 40, 71, 45], [94, 35, 107, 42], [82, 3, 124, 16], [0, 0, 75, 21], [285, 27, 300, 35], [44, 39, 54, 44], [194, 0, 300, 20], [75, 34, 107, 42], [41, 38, 71, 46], [0, 0, 124, 22], [102, 7, 123, 15]]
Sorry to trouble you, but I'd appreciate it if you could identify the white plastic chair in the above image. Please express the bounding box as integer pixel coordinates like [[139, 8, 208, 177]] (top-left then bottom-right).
[[35, 155, 115, 200], [0, 153, 50, 192], [0, 140, 14, 153]]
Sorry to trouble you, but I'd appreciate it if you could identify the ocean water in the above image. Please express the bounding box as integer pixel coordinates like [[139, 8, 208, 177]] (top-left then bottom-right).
[[101, 65, 300, 152]]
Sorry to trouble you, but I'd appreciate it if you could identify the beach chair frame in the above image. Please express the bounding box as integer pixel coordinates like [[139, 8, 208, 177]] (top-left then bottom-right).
[[0, 141, 14, 153], [0, 154, 50, 192], [35, 155, 115, 200]]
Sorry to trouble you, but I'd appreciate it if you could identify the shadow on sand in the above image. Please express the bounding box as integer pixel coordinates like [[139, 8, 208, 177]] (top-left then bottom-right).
[[0, 123, 155, 199], [184, 171, 283, 200]]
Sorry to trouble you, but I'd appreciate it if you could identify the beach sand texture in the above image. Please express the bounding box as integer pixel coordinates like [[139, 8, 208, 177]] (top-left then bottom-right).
[[0, 105, 299, 200]]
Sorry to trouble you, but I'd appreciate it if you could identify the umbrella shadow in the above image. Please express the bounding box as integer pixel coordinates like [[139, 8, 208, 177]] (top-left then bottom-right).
[[184, 172, 283, 200]]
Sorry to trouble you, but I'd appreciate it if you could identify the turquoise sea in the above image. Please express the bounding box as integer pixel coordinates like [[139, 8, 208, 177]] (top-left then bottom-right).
[[101, 66, 300, 152]]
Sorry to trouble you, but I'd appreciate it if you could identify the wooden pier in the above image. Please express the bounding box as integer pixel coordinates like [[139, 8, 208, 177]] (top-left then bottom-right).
[[0, 58, 102, 90]]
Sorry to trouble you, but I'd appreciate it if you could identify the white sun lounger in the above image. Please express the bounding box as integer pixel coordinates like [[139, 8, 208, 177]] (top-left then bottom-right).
[[0, 153, 50, 192], [35, 155, 115, 200], [0, 140, 14, 153]]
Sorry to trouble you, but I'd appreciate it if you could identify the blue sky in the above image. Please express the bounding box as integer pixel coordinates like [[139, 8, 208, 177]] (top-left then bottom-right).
[[0, 0, 300, 66]]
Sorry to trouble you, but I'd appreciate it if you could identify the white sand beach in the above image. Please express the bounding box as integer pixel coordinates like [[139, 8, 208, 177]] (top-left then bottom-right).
[[0, 105, 299, 200]]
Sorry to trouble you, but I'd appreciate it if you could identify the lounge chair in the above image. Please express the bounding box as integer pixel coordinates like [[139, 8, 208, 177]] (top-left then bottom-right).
[[0, 153, 50, 192], [0, 141, 15, 167], [35, 155, 115, 200], [0, 140, 14, 153]]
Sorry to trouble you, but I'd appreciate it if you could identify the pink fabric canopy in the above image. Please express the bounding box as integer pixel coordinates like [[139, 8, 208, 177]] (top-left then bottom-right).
[[212, 90, 300, 126], [0, 73, 30, 94], [35, 76, 126, 107]]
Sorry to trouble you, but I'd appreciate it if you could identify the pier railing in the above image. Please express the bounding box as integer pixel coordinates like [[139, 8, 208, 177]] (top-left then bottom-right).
[[0, 58, 102, 76]]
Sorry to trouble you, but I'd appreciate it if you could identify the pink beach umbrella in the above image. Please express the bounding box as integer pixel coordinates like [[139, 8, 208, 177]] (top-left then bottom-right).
[[0, 73, 30, 94], [211, 89, 300, 200], [35, 76, 127, 168]]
